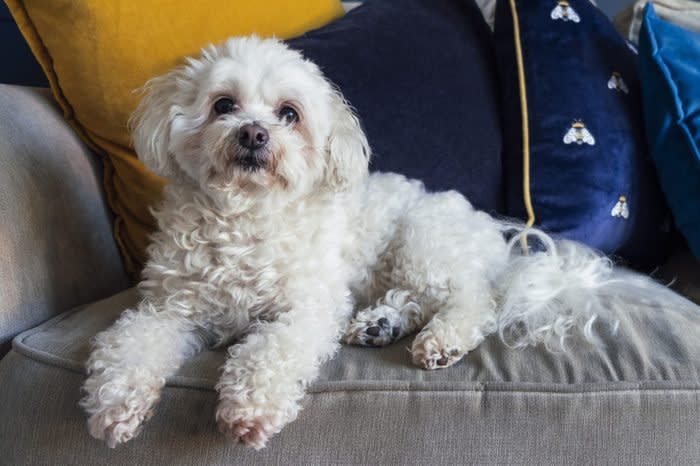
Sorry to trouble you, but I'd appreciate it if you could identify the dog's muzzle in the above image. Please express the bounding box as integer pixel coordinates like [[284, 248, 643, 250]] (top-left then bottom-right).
[[239, 123, 269, 150], [236, 123, 270, 170]]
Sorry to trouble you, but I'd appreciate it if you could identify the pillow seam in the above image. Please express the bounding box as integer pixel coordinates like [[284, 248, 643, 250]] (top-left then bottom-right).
[[508, 0, 536, 229]]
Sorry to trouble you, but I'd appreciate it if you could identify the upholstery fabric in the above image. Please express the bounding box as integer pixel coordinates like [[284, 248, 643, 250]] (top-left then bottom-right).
[[288, 0, 504, 212], [614, 0, 700, 45], [1, 288, 700, 464], [494, 0, 671, 268], [4, 0, 344, 276], [638, 4, 700, 260], [0, 84, 129, 354]]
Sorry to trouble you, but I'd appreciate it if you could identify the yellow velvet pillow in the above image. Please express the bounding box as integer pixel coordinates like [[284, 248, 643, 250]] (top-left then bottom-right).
[[6, 0, 344, 277]]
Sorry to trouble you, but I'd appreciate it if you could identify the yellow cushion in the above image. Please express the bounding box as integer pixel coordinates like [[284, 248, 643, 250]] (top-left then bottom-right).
[[6, 0, 344, 277]]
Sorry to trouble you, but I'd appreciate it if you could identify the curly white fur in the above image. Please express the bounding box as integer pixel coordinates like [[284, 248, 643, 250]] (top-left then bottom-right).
[[80, 36, 699, 450]]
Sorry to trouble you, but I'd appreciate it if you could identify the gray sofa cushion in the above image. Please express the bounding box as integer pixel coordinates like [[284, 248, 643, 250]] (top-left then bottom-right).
[[2, 288, 700, 464]]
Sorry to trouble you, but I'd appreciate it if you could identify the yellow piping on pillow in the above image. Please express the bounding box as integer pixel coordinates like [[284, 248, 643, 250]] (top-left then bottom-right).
[[509, 0, 536, 228]]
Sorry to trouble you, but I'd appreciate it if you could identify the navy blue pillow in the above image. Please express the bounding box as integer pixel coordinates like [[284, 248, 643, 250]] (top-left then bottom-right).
[[494, 0, 670, 268], [288, 0, 504, 212]]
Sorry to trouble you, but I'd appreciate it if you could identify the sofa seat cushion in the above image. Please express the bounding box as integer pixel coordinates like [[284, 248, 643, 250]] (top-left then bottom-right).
[[3, 288, 700, 464], [14, 288, 700, 388]]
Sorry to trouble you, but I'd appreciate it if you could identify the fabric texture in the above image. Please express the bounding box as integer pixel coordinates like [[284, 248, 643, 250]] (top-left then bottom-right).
[[288, 0, 504, 212], [614, 0, 700, 45], [638, 4, 700, 261], [474, 0, 498, 30], [4, 0, 344, 276], [0, 84, 130, 355], [494, 0, 671, 268], [2, 288, 700, 464]]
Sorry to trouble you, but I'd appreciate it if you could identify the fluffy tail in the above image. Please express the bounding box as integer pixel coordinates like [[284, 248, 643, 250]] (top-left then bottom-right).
[[494, 226, 700, 351]]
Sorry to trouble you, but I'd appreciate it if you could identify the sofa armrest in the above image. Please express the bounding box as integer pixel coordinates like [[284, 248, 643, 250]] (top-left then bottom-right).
[[0, 84, 130, 354]]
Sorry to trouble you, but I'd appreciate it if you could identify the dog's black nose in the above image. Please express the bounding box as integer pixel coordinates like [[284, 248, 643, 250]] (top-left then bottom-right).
[[238, 123, 269, 150]]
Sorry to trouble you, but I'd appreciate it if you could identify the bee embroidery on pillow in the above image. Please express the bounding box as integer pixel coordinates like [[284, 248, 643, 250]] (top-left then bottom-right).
[[607, 72, 629, 94], [611, 195, 630, 219], [551, 1, 581, 23], [563, 120, 595, 145]]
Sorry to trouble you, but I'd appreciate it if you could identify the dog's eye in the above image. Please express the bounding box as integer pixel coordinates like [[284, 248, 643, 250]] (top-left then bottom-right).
[[214, 98, 237, 115], [278, 106, 299, 125]]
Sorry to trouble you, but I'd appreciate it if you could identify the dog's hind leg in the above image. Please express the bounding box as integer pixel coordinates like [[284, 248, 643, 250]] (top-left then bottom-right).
[[378, 190, 506, 370], [410, 280, 498, 370], [343, 289, 433, 347]]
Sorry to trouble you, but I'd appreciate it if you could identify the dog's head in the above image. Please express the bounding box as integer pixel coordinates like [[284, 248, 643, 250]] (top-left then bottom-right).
[[131, 37, 370, 202]]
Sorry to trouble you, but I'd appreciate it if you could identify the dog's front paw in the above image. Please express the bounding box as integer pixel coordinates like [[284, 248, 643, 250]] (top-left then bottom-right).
[[344, 305, 404, 347], [81, 375, 162, 448], [216, 402, 288, 450], [411, 327, 466, 370], [86, 405, 154, 448]]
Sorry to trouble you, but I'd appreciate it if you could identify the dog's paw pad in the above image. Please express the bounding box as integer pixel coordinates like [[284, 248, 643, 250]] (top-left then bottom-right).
[[411, 330, 465, 370], [217, 411, 281, 450], [414, 348, 463, 370], [87, 406, 152, 448], [344, 307, 403, 347], [218, 418, 267, 449]]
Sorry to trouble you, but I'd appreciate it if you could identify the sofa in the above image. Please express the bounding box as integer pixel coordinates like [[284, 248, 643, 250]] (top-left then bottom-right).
[[1, 82, 700, 464]]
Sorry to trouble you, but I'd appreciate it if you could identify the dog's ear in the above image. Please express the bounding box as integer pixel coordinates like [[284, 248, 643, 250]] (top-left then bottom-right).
[[129, 69, 184, 179], [325, 88, 370, 191]]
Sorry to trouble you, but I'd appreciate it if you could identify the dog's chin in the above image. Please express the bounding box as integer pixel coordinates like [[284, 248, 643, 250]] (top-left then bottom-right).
[[204, 148, 287, 193], [235, 149, 269, 173]]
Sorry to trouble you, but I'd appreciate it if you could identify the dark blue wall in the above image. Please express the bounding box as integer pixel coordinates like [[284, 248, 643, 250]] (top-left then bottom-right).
[[1, 2, 47, 86]]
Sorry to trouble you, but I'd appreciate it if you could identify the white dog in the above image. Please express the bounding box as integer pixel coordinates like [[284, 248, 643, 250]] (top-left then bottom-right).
[[80, 36, 695, 450]]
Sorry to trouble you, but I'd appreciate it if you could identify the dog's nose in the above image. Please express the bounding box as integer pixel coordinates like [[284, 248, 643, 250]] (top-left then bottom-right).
[[238, 123, 269, 150]]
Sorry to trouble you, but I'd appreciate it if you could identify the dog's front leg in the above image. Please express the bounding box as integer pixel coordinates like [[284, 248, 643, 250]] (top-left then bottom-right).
[[80, 301, 202, 447], [215, 291, 344, 450]]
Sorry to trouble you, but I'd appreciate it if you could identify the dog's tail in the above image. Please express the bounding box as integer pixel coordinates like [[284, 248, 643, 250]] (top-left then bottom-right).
[[493, 226, 700, 351]]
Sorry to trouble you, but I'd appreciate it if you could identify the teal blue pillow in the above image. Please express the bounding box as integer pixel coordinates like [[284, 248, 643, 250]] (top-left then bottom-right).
[[639, 4, 700, 260]]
